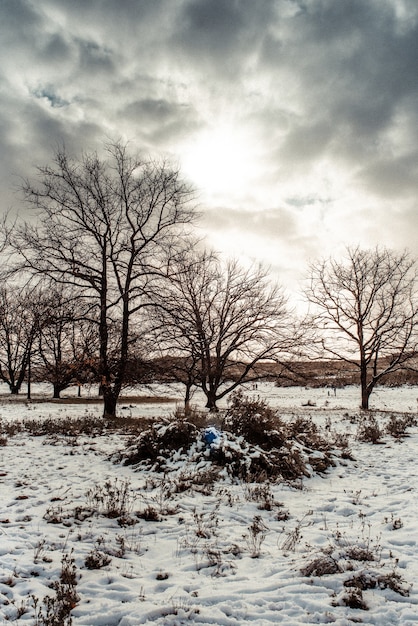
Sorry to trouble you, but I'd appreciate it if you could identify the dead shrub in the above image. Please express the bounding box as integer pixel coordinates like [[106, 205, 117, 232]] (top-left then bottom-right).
[[119, 393, 338, 482], [340, 588, 369, 610], [85, 478, 136, 519], [301, 555, 341, 577], [137, 505, 161, 522], [287, 415, 317, 443], [386, 413, 417, 438], [44, 505, 66, 525], [209, 436, 277, 481], [0, 418, 23, 437], [173, 467, 219, 494], [344, 571, 377, 591], [35, 552, 79, 625], [172, 405, 209, 429], [84, 548, 112, 570], [245, 515, 269, 558], [288, 415, 333, 457], [344, 545, 375, 562], [357, 416, 383, 444], [344, 569, 410, 597], [222, 390, 285, 450], [344, 545, 376, 561], [122, 420, 199, 467], [377, 570, 410, 596], [244, 483, 277, 510], [23, 415, 106, 437], [14, 414, 148, 439]]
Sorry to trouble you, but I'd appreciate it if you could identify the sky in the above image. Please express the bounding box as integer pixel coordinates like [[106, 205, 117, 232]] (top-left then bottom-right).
[[1, 0, 418, 301]]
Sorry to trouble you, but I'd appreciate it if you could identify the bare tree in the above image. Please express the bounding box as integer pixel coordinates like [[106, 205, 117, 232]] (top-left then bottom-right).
[[37, 287, 96, 398], [149, 249, 295, 411], [305, 246, 418, 409], [8, 142, 195, 417], [0, 284, 43, 394]]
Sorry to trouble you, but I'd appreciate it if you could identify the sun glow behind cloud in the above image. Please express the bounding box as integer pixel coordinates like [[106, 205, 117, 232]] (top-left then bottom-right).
[[181, 122, 264, 206]]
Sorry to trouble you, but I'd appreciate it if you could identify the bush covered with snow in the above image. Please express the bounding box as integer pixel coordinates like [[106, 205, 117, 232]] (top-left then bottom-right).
[[122, 420, 199, 468], [119, 393, 337, 481], [222, 390, 286, 449]]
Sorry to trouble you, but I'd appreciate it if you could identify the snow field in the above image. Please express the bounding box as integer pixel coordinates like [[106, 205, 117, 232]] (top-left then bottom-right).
[[0, 384, 418, 624]]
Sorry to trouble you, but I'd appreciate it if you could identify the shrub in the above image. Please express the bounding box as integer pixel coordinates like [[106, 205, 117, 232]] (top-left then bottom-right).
[[344, 569, 410, 597], [222, 390, 285, 450], [340, 588, 368, 610], [119, 393, 338, 481], [287, 415, 317, 442], [85, 478, 136, 519], [245, 515, 269, 558], [301, 555, 341, 577], [3, 414, 149, 439], [35, 552, 79, 625], [357, 415, 383, 444], [344, 545, 375, 562], [173, 467, 219, 494], [172, 405, 209, 429], [344, 571, 378, 591], [84, 548, 112, 570], [386, 413, 417, 438], [0, 418, 23, 437], [122, 420, 199, 467]]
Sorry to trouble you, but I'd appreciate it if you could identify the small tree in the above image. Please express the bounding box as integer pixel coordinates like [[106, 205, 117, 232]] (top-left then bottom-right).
[[305, 246, 418, 409], [0, 284, 43, 394], [8, 142, 195, 417], [37, 287, 95, 398], [149, 249, 295, 410]]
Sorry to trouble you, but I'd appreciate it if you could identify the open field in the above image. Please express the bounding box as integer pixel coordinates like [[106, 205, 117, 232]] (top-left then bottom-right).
[[1, 383, 418, 625]]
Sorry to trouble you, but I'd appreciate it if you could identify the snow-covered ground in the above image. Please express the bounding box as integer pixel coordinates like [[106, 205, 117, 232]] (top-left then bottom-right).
[[1, 383, 418, 625]]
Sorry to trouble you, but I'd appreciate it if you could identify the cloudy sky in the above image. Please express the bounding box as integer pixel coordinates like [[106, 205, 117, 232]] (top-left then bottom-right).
[[1, 0, 418, 299]]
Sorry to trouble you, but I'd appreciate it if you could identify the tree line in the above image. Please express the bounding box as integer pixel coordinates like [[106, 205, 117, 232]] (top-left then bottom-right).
[[1, 142, 418, 415]]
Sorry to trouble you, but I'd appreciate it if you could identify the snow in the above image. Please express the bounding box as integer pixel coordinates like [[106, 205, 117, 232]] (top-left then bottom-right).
[[1, 383, 418, 625]]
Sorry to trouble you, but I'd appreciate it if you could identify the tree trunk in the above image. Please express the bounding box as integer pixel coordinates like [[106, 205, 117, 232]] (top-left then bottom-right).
[[361, 389, 369, 410], [103, 389, 118, 419], [52, 383, 69, 399], [205, 391, 218, 412], [360, 361, 369, 410], [10, 384, 19, 395], [184, 383, 192, 414]]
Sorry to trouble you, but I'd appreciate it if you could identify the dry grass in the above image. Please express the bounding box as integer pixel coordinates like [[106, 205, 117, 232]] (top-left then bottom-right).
[[0, 394, 176, 405]]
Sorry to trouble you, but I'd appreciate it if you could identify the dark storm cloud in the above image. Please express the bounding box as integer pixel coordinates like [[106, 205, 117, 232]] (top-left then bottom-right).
[[75, 39, 115, 75], [173, 0, 277, 75], [122, 98, 200, 145], [358, 153, 418, 199], [260, 0, 418, 199], [1, 0, 41, 33]]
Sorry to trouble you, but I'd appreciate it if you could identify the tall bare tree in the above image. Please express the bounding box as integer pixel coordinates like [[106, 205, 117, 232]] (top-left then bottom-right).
[[305, 246, 418, 409], [149, 249, 295, 411], [8, 142, 195, 417]]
